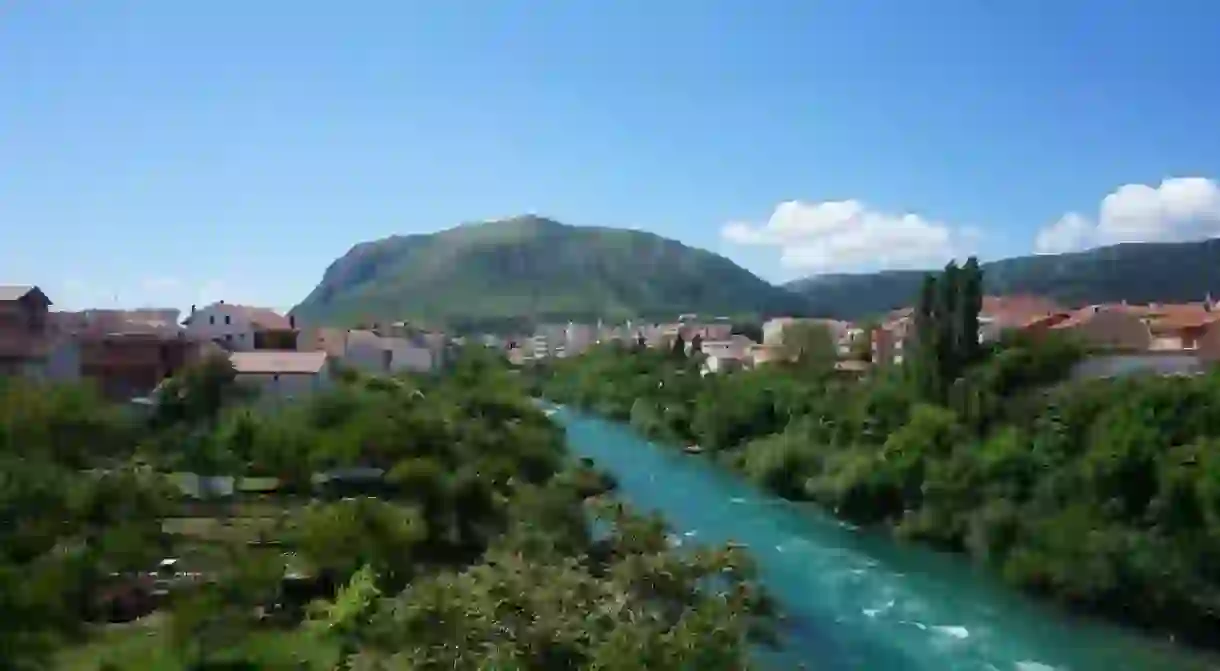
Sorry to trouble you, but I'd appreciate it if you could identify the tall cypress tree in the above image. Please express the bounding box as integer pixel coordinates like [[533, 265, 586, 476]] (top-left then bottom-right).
[[959, 256, 983, 366], [913, 274, 940, 400], [935, 261, 960, 397]]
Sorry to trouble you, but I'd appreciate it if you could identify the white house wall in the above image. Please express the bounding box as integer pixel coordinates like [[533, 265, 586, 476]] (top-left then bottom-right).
[[184, 304, 258, 350]]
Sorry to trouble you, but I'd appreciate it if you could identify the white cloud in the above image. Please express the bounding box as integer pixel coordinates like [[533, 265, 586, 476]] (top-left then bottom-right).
[[1034, 212, 1093, 255], [721, 199, 973, 272], [1035, 177, 1220, 254]]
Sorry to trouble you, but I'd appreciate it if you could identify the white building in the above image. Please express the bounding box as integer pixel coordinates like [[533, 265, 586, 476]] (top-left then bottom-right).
[[565, 323, 595, 356], [303, 328, 434, 374], [699, 337, 754, 375], [230, 350, 331, 403], [183, 302, 298, 351]]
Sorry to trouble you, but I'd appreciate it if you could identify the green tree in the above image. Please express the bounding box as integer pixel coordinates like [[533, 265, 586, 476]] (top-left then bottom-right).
[[959, 257, 984, 367], [780, 321, 837, 370]]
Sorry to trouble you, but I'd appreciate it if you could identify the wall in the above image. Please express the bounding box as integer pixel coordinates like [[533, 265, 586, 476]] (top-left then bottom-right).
[[184, 304, 257, 350], [238, 367, 331, 404], [384, 337, 433, 373], [342, 331, 390, 373], [41, 338, 81, 382]]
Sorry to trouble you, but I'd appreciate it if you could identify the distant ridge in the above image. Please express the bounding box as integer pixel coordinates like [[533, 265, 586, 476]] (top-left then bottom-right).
[[785, 238, 1220, 319]]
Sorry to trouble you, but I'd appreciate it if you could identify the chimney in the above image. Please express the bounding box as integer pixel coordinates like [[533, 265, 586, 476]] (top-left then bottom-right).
[[289, 315, 296, 328], [190, 304, 196, 314]]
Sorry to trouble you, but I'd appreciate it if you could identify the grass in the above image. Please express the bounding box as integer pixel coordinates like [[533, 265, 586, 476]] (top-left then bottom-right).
[[55, 614, 339, 671]]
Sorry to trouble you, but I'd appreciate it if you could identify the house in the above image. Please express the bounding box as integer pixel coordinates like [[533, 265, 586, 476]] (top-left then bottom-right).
[[699, 336, 755, 374], [229, 350, 331, 403], [870, 295, 1062, 365], [0, 285, 84, 382], [57, 308, 212, 400], [978, 295, 1064, 342], [303, 328, 434, 374], [871, 311, 914, 366], [79, 332, 207, 400], [748, 343, 786, 367], [182, 301, 299, 351], [565, 323, 596, 356], [1136, 303, 1219, 351], [1049, 305, 1153, 351]]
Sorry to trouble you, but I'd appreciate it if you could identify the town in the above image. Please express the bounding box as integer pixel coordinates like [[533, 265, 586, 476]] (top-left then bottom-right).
[[6, 283, 1220, 409]]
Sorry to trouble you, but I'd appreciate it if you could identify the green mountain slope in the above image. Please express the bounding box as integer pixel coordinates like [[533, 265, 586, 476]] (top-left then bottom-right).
[[786, 239, 1220, 319], [292, 216, 810, 331]]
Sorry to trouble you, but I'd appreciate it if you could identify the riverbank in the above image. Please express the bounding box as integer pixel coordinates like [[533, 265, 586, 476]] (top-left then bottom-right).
[[532, 337, 1220, 654], [551, 406, 1220, 671]]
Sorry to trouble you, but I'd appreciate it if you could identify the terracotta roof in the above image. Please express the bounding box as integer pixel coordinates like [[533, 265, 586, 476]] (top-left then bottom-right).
[[1020, 312, 1073, 330], [229, 351, 328, 375], [1048, 305, 1151, 330], [1049, 307, 1096, 330], [237, 306, 294, 330], [1145, 306, 1220, 333], [183, 303, 293, 330], [56, 309, 185, 337], [981, 295, 1064, 328]]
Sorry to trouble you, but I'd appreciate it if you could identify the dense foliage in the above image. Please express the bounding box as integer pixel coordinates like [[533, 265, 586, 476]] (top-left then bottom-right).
[[786, 237, 1220, 319], [539, 264, 1220, 650], [291, 215, 810, 329], [0, 380, 171, 669], [2, 347, 776, 670]]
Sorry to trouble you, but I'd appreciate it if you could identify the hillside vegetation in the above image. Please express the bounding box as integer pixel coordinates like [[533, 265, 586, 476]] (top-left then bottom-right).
[[787, 238, 1220, 319], [293, 216, 810, 332]]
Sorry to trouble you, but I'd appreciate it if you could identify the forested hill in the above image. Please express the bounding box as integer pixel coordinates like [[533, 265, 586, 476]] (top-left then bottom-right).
[[292, 216, 811, 331], [786, 238, 1220, 319]]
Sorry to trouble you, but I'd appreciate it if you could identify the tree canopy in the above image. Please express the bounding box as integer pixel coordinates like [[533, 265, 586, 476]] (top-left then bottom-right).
[[3, 349, 775, 670]]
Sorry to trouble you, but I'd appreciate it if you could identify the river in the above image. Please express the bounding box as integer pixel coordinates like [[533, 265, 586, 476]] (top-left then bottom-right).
[[550, 406, 1220, 671]]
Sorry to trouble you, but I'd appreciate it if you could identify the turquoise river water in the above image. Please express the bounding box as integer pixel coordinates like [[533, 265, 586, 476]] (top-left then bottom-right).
[[550, 405, 1220, 671]]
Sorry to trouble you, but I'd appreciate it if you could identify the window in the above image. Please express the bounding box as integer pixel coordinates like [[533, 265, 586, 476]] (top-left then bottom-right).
[[224, 315, 231, 325], [209, 316, 215, 325], [225, 334, 232, 342]]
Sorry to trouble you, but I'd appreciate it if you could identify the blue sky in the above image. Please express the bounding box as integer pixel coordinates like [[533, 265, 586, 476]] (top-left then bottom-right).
[[3, 1, 1220, 313]]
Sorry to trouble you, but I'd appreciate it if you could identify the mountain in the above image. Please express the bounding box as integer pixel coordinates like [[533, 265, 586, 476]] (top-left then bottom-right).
[[786, 238, 1220, 320], [292, 216, 811, 332]]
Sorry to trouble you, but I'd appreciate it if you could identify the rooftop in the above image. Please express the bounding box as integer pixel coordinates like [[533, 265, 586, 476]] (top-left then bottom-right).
[[229, 350, 328, 375], [184, 303, 293, 330]]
